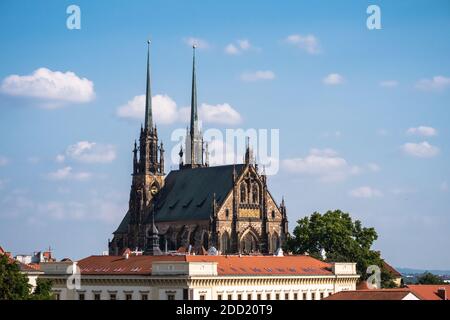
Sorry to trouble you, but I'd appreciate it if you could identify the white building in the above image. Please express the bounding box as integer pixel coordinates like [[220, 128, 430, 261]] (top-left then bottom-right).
[[40, 254, 359, 300]]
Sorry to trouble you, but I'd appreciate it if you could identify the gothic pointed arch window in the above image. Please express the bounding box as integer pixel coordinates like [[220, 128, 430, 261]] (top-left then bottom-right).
[[271, 232, 280, 253], [252, 183, 259, 204], [240, 183, 247, 203], [221, 232, 230, 254], [240, 231, 258, 254]]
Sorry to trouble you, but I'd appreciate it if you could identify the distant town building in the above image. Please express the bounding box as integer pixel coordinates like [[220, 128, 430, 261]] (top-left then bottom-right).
[[40, 254, 359, 300]]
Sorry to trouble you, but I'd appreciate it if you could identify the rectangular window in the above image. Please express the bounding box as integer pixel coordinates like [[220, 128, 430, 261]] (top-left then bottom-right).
[[311, 293, 316, 300], [293, 293, 298, 300], [141, 294, 148, 300], [217, 294, 222, 300], [266, 293, 271, 300], [183, 289, 189, 300], [285, 293, 289, 300], [302, 293, 307, 300], [126, 294, 132, 300], [110, 294, 116, 300], [228, 294, 233, 300], [247, 293, 252, 300], [275, 293, 280, 300], [55, 294, 60, 300], [199, 295, 205, 301], [78, 293, 85, 300], [320, 292, 324, 300], [257, 294, 262, 300], [94, 293, 100, 300], [237, 294, 242, 300]]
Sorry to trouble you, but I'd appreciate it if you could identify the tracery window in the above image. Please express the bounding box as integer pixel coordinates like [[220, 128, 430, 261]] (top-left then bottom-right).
[[240, 183, 247, 203], [251, 183, 259, 204]]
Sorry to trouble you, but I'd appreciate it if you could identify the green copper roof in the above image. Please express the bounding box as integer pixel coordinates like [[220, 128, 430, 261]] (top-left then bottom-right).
[[150, 164, 245, 222]]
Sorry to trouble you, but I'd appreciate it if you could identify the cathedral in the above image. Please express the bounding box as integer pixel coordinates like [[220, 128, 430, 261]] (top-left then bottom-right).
[[108, 42, 289, 256]]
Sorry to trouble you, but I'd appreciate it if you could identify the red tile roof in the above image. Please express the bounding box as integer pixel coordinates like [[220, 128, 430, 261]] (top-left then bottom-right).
[[187, 255, 332, 276], [324, 289, 416, 300], [406, 285, 450, 300], [382, 261, 402, 277], [76, 255, 333, 276]]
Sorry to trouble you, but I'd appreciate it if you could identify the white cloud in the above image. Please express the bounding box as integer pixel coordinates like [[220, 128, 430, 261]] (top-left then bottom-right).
[[323, 73, 344, 85], [367, 163, 381, 172], [241, 70, 275, 82], [225, 39, 256, 55], [402, 141, 440, 158], [416, 76, 450, 91], [285, 34, 320, 54], [349, 186, 383, 198], [282, 148, 360, 182], [380, 80, 398, 88], [0, 68, 95, 107], [117, 94, 178, 124], [406, 126, 437, 137], [377, 128, 389, 136], [2, 190, 127, 223], [225, 44, 239, 55], [201, 103, 242, 125], [65, 141, 116, 164], [183, 37, 210, 49], [0, 156, 9, 166], [46, 166, 91, 181], [55, 154, 65, 163], [118, 94, 241, 125]]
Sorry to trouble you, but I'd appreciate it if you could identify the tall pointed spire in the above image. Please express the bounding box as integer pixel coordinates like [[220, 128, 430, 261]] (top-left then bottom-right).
[[144, 40, 153, 130], [190, 45, 198, 138], [184, 44, 204, 168]]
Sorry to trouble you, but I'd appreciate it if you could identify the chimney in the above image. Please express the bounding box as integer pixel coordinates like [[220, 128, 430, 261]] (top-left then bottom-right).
[[437, 287, 447, 300]]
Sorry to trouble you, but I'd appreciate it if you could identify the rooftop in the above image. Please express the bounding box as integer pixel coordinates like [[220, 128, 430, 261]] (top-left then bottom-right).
[[76, 254, 334, 276]]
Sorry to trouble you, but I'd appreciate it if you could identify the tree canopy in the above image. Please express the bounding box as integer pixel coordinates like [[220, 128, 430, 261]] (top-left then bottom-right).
[[0, 254, 53, 300], [285, 210, 395, 287], [416, 272, 445, 285]]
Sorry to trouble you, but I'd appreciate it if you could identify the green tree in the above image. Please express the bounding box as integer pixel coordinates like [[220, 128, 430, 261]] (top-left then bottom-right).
[[286, 210, 395, 287], [416, 272, 445, 285], [0, 254, 53, 300], [0, 254, 31, 300], [31, 278, 54, 300]]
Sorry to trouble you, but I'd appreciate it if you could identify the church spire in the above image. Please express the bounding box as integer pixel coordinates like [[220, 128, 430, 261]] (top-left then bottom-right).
[[190, 45, 198, 138], [184, 45, 204, 168], [144, 40, 153, 130]]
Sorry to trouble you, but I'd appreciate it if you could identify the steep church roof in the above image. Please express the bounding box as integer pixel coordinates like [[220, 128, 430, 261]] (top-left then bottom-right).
[[114, 210, 132, 234], [150, 164, 245, 222]]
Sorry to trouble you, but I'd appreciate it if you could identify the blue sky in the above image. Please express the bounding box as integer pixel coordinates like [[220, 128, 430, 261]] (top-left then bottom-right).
[[0, 0, 449, 269]]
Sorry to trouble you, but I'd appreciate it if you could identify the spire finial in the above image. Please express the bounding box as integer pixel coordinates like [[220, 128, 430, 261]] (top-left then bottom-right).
[[190, 44, 198, 136], [144, 39, 153, 130]]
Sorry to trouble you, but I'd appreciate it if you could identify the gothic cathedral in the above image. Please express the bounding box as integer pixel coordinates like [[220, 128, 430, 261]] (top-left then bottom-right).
[[109, 42, 289, 256]]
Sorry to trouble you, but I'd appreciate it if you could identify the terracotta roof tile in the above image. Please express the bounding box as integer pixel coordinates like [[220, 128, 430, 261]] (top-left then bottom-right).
[[407, 285, 450, 300], [76, 254, 333, 276], [324, 289, 415, 300]]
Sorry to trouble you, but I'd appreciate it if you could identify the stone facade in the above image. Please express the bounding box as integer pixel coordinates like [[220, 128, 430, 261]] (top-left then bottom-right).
[[108, 44, 288, 256]]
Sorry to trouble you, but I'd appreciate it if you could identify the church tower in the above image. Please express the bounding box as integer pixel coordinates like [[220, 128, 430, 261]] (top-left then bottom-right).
[[183, 45, 207, 169], [127, 40, 165, 251]]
